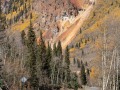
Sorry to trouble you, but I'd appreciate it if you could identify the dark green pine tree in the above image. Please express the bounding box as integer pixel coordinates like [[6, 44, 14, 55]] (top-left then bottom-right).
[[46, 42, 52, 77], [80, 64, 87, 85], [73, 58, 76, 64], [53, 43, 57, 56], [30, 12, 33, 19], [65, 46, 71, 83], [73, 74, 79, 90], [0, 0, 6, 80], [37, 30, 46, 73], [57, 40, 62, 57], [21, 30, 26, 45], [27, 19, 38, 89], [39, 31, 47, 71], [39, 31, 51, 83], [0, 0, 6, 44], [65, 46, 70, 68], [77, 59, 81, 68]]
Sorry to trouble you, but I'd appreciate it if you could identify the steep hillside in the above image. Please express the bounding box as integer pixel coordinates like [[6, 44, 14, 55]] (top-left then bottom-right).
[[1, 0, 120, 89], [5, 0, 87, 37], [33, 0, 86, 37], [55, 3, 94, 49], [4, 0, 92, 48], [69, 0, 120, 86]]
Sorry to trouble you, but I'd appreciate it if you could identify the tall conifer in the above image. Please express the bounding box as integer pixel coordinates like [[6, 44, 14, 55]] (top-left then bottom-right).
[[53, 43, 57, 56], [80, 64, 87, 85], [46, 42, 52, 77], [65, 46, 70, 68], [21, 30, 26, 45], [57, 40, 62, 57], [65, 46, 71, 84], [27, 16, 38, 89]]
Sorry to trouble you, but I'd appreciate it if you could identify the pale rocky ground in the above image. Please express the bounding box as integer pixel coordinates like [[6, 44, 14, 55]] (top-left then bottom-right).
[[33, 0, 95, 49]]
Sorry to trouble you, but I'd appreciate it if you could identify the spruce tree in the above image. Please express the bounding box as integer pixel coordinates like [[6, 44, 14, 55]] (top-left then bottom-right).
[[0, 0, 6, 80], [27, 19, 38, 89], [65, 46, 71, 83], [0, 0, 6, 44], [77, 59, 80, 68], [53, 43, 57, 56], [38, 31, 51, 87], [65, 46, 70, 68], [39, 31, 47, 71], [80, 64, 87, 85], [73, 58, 76, 64], [57, 40, 62, 57], [73, 74, 79, 90], [85, 62, 88, 66], [21, 30, 26, 45], [36, 31, 46, 72], [46, 42, 52, 77]]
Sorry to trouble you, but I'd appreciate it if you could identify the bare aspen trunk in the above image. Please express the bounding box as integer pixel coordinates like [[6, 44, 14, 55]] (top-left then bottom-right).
[[102, 28, 108, 90], [116, 51, 119, 90], [114, 48, 117, 90], [102, 51, 106, 90], [106, 48, 116, 89]]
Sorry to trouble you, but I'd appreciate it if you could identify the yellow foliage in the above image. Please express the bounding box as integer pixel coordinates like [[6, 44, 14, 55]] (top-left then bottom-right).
[[94, 38, 102, 49], [90, 67, 99, 80], [12, 12, 38, 31], [74, 4, 120, 50], [80, 42, 85, 49], [6, 11, 18, 20], [6, 1, 30, 20], [111, 7, 120, 18], [69, 48, 76, 52]]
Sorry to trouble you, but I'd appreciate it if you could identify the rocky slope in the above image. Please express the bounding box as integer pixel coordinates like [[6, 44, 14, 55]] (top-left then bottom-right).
[[69, 0, 120, 86]]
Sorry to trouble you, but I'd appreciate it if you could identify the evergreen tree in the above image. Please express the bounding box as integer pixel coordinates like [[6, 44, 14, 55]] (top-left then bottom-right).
[[85, 62, 88, 66], [80, 64, 87, 85], [0, 0, 6, 79], [0, 0, 6, 43], [73, 74, 79, 90], [21, 30, 26, 45], [38, 31, 51, 87], [77, 59, 80, 68], [65, 46, 70, 68], [57, 40, 62, 57], [73, 58, 76, 64], [27, 19, 38, 89], [80, 28, 82, 34], [39, 31, 47, 71], [65, 46, 71, 84], [81, 49, 84, 56], [75, 43, 79, 48], [53, 43, 57, 56], [86, 68, 90, 76], [30, 12, 33, 19], [46, 42, 52, 77]]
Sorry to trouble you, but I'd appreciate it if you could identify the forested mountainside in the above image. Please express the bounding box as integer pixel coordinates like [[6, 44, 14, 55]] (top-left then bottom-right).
[[70, 0, 120, 87], [0, 0, 120, 90]]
